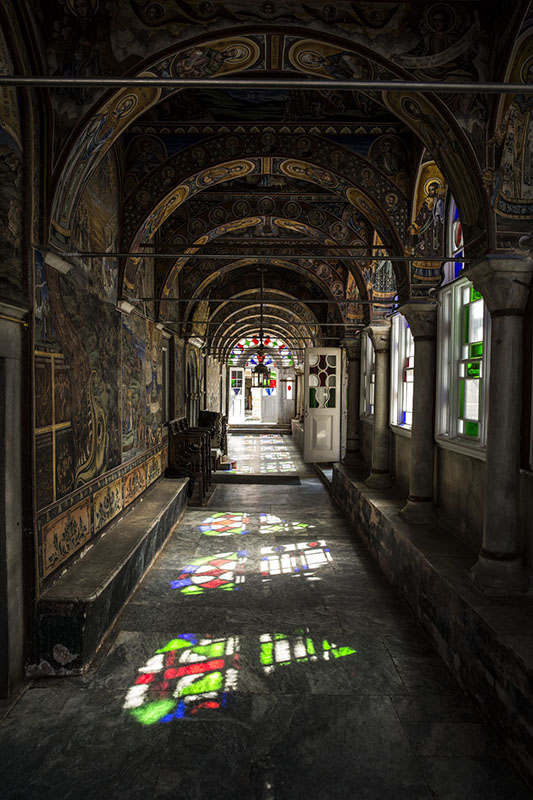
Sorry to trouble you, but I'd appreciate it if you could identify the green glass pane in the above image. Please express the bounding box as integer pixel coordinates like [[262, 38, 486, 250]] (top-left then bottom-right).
[[326, 388, 336, 408], [306, 638, 316, 656], [322, 639, 332, 651], [463, 306, 469, 344], [469, 342, 483, 358], [191, 641, 225, 659], [465, 421, 479, 437], [274, 633, 286, 640], [470, 286, 483, 302], [331, 646, 357, 659], [180, 671, 223, 696], [131, 699, 175, 726], [459, 380, 465, 418], [309, 388, 318, 409], [182, 585, 203, 595], [260, 642, 273, 666], [157, 638, 194, 653], [466, 361, 481, 378]]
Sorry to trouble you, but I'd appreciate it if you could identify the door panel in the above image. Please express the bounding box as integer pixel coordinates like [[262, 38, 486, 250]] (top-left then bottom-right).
[[228, 368, 245, 423], [303, 348, 341, 462]]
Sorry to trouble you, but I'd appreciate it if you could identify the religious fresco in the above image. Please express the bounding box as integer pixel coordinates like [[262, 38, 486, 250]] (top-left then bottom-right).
[[71, 146, 120, 302], [174, 335, 186, 418], [0, 25, 23, 300], [491, 35, 533, 225], [121, 313, 146, 460], [145, 321, 163, 448], [407, 161, 448, 288]]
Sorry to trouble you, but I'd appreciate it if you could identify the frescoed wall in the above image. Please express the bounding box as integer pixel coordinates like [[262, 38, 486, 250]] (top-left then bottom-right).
[[0, 25, 23, 300], [33, 146, 167, 584]]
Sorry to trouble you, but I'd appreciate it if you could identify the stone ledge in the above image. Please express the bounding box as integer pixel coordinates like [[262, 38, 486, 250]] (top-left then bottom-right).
[[331, 463, 533, 784], [33, 478, 189, 676]]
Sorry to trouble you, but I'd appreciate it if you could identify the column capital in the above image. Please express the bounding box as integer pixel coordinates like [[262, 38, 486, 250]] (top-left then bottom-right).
[[341, 337, 361, 360], [397, 302, 437, 340], [465, 254, 533, 315], [364, 322, 391, 352]]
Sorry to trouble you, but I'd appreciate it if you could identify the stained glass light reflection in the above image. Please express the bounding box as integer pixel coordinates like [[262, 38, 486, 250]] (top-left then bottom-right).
[[260, 541, 332, 581], [259, 629, 356, 675], [123, 635, 240, 724], [170, 551, 248, 594], [199, 513, 250, 535], [259, 514, 315, 534]]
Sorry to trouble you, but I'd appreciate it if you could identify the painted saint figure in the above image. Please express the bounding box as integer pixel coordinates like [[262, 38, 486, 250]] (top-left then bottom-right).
[[409, 180, 446, 283]]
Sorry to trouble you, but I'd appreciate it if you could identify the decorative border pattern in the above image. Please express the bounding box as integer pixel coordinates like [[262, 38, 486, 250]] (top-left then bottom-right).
[[37, 443, 167, 583]]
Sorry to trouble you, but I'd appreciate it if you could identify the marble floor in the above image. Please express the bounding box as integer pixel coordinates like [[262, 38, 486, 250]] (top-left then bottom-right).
[[1, 434, 531, 799], [222, 433, 311, 475]]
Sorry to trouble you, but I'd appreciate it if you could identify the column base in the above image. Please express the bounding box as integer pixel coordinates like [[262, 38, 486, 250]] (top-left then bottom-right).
[[471, 552, 529, 595], [343, 449, 365, 469], [398, 498, 436, 525], [365, 470, 393, 489]]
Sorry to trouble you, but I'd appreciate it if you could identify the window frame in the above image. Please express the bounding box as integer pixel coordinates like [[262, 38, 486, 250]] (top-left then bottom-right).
[[390, 313, 414, 433], [360, 332, 375, 418], [435, 275, 490, 456]]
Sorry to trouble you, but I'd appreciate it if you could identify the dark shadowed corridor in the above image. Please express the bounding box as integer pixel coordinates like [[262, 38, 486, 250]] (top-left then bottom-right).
[[0, 435, 529, 800]]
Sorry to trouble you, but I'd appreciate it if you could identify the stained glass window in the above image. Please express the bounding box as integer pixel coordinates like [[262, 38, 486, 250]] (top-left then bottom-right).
[[458, 285, 484, 439], [390, 315, 414, 428], [308, 353, 337, 409], [360, 334, 375, 416], [229, 335, 294, 368], [436, 278, 489, 446], [442, 197, 464, 285]]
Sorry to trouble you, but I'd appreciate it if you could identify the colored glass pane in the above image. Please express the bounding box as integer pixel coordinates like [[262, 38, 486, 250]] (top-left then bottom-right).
[[469, 342, 483, 358], [466, 361, 481, 379], [465, 421, 479, 437], [470, 286, 483, 302]]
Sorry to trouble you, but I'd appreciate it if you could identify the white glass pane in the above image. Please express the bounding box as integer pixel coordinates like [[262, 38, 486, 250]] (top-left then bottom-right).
[[309, 374, 319, 387], [469, 299, 484, 344], [308, 353, 319, 367], [465, 379, 480, 420], [462, 285, 470, 305]]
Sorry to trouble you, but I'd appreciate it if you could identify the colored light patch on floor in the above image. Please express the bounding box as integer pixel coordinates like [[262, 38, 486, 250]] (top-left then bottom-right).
[[260, 540, 332, 582], [259, 629, 356, 674], [259, 514, 316, 534], [124, 635, 240, 724], [170, 551, 249, 594], [199, 512, 250, 535]]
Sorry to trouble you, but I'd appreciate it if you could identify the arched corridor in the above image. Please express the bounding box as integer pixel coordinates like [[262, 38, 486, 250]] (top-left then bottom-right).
[[1, 1, 533, 796], [2, 434, 530, 799]]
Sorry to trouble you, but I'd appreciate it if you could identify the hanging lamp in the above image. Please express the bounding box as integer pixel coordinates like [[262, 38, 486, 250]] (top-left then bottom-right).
[[252, 268, 270, 389]]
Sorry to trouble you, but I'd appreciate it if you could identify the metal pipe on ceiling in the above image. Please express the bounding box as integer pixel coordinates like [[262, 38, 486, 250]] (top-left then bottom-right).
[[62, 251, 468, 263], [1, 76, 531, 94], [139, 298, 414, 305]]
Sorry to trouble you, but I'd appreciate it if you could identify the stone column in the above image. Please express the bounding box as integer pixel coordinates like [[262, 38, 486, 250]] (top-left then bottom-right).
[[468, 255, 533, 592], [342, 338, 363, 466], [365, 323, 393, 488], [398, 303, 437, 524]]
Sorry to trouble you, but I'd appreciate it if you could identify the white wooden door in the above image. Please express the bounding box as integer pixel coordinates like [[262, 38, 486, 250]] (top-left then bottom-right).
[[303, 348, 341, 462], [228, 368, 245, 423]]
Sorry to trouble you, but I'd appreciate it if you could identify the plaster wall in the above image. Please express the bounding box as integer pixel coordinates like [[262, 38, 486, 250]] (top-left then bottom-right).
[[0, 310, 25, 695], [390, 430, 411, 495], [436, 446, 485, 551], [519, 470, 533, 570], [359, 417, 373, 467]]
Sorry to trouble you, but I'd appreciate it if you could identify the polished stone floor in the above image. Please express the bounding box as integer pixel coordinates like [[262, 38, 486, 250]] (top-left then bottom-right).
[[223, 433, 307, 475], [1, 435, 531, 799]]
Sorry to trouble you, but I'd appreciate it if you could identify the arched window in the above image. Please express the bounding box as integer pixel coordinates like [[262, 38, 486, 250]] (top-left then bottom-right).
[[360, 333, 375, 417], [442, 197, 464, 286], [390, 314, 414, 429]]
